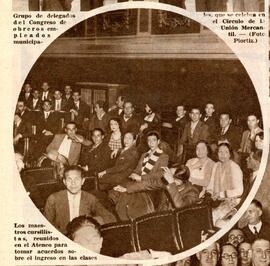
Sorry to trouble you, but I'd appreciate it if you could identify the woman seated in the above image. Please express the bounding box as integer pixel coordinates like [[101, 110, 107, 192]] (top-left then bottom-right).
[[159, 165, 200, 210], [107, 117, 122, 153], [206, 143, 243, 226], [110, 131, 169, 221], [185, 141, 215, 194], [97, 132, 139, 191]]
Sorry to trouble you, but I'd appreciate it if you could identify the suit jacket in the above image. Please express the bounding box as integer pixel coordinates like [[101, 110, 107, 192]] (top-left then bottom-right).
[[172, 115, 188, 136], [242, 222, 270, 243], [202, 114, 219, 143], [81, 142, 113, 176], [40, 90, 53, 101], [239, 128, 263, 153], [180, 120, 210, 147], [13, 120, 32, 154], [125, 152, 169, 193], [108, 107, 124, 118], [121, 115, 142, 135], [216, 125, 242, 151], [99, 146, 140, 190], [35, 111, 60, 135], [51, 98, 69, 112], [42, 0, 73, 11], [19, 92, 32, 107], [27, 98, 42, 111], [70, 100, 90, 128], [44, 190, 116, 234], [46, 134, 91, 165]]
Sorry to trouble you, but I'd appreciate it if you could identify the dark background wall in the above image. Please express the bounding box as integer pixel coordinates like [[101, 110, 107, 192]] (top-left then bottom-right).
[[24, 56, 261, 124]]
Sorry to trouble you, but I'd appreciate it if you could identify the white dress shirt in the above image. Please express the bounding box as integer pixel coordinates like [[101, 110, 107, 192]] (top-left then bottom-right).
[[55, 99, 62, 111], [67, 191, 81, 222], [42, 91, 49, 101], [33, 98, 38, 108], [58, 135, 72, 159]]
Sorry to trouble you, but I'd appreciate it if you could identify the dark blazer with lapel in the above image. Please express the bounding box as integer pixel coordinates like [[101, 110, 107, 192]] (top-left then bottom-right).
[[180, 120, 210, 146], [81, 142, 113, 176], [35, 111, 60, 135], [51, 98, 69, 112], [242, 222, 270, 243], [44, 190, 116, 234], [19, 92, 32, 107], [216, 125, 242, 151], [46, 134, 91, 165], [125, 152, 169, 193], [27, 98, 42, 111], [99, 146, 140, 190], [70, 100, 90, 127], [120, 114, 142, 135]]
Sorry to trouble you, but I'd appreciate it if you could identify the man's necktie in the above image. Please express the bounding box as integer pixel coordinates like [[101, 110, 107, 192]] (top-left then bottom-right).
[[253, 226, 259, 235]]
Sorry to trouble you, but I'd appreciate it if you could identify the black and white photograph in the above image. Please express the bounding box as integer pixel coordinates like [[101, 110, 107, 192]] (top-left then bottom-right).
[[12, 5, 267, 261]]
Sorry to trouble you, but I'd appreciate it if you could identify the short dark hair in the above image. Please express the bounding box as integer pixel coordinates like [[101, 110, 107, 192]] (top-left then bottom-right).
[[220, 112, 231, 119], [174, 165, 190, 182], [73, 90, 81, 95], [251, 199, 263, 211], [247, 113, 260, 120], [255, 131, 264, 140], [221, 243, 237, 254], [66, 215, 101, 240], [190, 106, 201, 113], [124, 131, 136, 140], [65, 121, 77, 129], [64, 165, 83, 178], [92, 128, 105, 136], [109, 117, 121, 126], [42, 99, 51, 105], [147, 131, 160, 140]]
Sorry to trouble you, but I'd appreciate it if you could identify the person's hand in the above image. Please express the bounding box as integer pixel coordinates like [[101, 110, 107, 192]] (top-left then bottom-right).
[[72, 134, 83, 143], [44, 130, 53, 136], [111, 149, 118, 159], [81, 165, 88, 171], [139, 123, 148, 132], [129, 173, 141, 182], [98, 171, 106, 178], [113, 185, 127, 193], [162, 167, 174, 184], [70, 109, 78, 116]]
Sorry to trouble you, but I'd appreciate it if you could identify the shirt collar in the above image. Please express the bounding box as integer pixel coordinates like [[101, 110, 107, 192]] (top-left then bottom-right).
[[248, 221, 262, 233]]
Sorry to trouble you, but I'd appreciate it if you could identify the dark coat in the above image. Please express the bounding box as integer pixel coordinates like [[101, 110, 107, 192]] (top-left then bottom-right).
[[242, 222, 270, 243], [121, 115, 142, 135], [99, 146, 139, 191]]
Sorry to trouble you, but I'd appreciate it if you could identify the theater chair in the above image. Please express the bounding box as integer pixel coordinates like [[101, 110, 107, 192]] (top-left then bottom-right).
[[100, 200, 214, 257], [20, 166, 65, 211]]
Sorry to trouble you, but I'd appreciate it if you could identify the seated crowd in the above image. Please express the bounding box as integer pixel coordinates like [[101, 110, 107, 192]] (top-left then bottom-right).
[[14, 82, 265, 252]]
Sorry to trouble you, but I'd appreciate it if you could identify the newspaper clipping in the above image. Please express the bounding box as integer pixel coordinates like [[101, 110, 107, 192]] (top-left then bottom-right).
[[0, 0, 269, 266]]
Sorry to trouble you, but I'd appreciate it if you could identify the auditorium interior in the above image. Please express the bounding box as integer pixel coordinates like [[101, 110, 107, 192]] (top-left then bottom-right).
[[14, 8, 266, 255]]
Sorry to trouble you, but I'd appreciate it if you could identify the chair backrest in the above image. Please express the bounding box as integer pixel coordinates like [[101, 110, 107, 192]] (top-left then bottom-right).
[[100, 221, 135, 257]]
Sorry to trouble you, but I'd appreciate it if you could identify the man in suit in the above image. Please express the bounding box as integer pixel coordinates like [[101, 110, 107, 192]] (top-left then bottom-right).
[[108, 95, 125, 117], [179, 107, 210, 162], [80, 128, 112, 176], [40, 82, 53, 101], [51, 89, 69, 112], [242, 200, 270, 243], [251, 238, 270, 266], [215, 112, 242, 162], [19, 83, 32, 107], [70, 90, 90, 129], [16, 100, 33, 126], [202, 102, 219, 144], [13, 114, 31, 154], [196, 242, 220, 266], [120, 101, 141, 135], [239, 114, 263, 155], [63, 85, 73, 107], [27, 89, 42, 111], [46, 122, 91, 166], [84, 100, 110, 134], [173, 104, 188, 137], [44, 165, 116, 234]]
